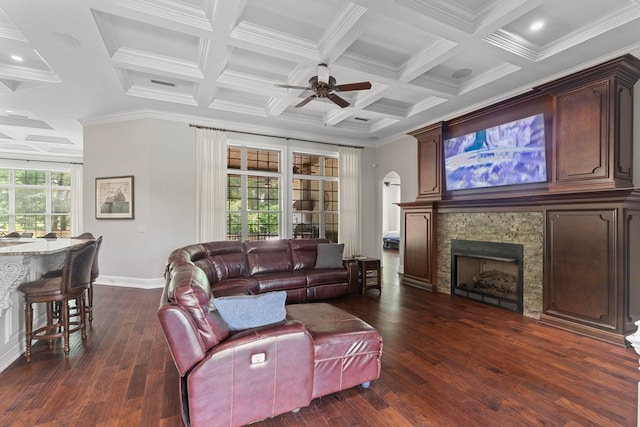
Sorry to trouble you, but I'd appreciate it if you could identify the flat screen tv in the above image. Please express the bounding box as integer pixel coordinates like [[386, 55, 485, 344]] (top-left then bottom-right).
[[443, 113, 547, 191]]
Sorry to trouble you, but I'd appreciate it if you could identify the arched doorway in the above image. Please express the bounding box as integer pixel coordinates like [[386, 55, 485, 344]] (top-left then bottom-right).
[[382, 171, 400, 251]]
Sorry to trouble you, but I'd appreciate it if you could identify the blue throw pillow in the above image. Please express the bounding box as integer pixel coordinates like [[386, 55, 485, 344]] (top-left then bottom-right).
[[211, 291, 287, 331], [315, 243, 344, 269]]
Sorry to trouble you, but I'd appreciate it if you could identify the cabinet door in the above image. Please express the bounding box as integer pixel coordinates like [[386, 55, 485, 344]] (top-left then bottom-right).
[[545, 209, 616, 328], [626, 208, 640, 332], [555, 81, 609, 183], [404, 211, 433, 282], [418, 131, 441, 197]]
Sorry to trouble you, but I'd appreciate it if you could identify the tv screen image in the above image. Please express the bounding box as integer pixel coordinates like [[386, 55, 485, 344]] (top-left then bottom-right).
[[444, 113, 547, 190]]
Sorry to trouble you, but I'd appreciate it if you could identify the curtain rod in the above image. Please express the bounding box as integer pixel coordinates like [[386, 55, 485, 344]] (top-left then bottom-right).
[[0, 157, 82, 165], [189, 124, 365, 149]]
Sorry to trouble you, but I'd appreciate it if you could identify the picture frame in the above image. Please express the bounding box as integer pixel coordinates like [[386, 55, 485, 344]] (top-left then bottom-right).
[[95, 175, 134, 219]]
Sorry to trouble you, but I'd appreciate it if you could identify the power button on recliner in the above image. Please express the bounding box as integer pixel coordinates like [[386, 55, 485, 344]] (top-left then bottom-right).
[[251, 353, 266, 364]]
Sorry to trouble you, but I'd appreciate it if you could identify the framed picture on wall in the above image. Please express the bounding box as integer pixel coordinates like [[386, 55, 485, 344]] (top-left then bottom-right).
[[95, 175, 134, 219]]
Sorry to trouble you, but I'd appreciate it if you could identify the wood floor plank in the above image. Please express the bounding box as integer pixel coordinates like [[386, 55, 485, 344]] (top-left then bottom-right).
[[0, 250, 637, 426]]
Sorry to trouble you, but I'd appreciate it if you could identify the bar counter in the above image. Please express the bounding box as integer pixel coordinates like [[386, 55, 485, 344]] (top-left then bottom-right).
[[0, 238, 86, 371]]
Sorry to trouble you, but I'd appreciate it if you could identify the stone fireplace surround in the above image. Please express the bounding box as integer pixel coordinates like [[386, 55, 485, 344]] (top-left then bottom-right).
[[436, 211, 544, 319]]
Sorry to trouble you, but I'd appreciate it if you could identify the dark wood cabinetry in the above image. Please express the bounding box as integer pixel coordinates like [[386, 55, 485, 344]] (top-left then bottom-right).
[[539, 194, 640, 345], [410, 123, 443, 199], [401, 54, 640, 345], [555, 82, 611, 182], [399, 205, 436, 291], [536, 55, 640, 189]]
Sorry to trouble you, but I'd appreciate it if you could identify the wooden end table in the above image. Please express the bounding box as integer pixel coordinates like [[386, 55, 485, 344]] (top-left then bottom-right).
[[354, 257, 381, 295]]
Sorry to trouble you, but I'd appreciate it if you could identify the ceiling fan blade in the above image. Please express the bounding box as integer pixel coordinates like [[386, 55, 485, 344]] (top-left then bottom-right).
[[295, 95, 316, 108], [275, 84, 309, 90], [327, 93, 350, 108], [334, 81, 372, 92]]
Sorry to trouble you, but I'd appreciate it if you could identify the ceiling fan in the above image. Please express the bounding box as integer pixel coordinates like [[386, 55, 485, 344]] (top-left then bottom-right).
[[275, 63, 371, 108]]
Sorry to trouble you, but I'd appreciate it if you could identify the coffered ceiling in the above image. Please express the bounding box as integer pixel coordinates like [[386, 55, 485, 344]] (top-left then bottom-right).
[[1, 0, 640, 161]]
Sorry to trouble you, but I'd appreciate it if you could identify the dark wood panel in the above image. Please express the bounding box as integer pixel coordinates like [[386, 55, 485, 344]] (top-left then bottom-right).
[[627, 208, 640, 325], [417, 129, 441, 197], [546, 209, 616, 327], [403, 211, 429, 281], [555, 81, 608, 181], [0, 265, 637, 426], [616, 84, 633, 182], [402, 207, 437, 291]]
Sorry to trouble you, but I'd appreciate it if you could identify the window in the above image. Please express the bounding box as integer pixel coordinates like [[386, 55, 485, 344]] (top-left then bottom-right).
[[292, 153, 339, 242], [226, 144, 339, 242], [0, 168, 71, 237], [227, 147, 281, 241]]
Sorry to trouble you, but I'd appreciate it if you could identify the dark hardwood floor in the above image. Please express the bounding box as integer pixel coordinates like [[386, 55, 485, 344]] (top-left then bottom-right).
[[1, 249, 637, 426]]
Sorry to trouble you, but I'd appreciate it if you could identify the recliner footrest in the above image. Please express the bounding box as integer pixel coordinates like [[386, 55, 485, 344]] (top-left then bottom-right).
[[286, 303, 382, 398]]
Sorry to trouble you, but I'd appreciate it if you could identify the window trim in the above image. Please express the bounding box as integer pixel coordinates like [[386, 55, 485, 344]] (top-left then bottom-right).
[[225, 136, 339, 241], [0, 167, 72, 237]]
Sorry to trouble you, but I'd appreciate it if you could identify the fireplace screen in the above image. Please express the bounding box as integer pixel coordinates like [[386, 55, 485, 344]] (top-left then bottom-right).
[[451, 240, 523, 313]]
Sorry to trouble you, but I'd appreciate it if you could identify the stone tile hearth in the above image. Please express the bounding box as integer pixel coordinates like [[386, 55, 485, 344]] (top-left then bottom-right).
[[436, 211, 544, 319]]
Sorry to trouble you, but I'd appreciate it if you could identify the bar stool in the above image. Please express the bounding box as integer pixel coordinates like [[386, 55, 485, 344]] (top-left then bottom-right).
[[86, 236, 102, 322], [42, 234, 102, 323], [18, 240, 96, 362]]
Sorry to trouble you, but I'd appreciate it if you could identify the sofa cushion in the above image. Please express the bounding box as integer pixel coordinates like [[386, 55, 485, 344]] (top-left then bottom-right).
[[315, 243, 344, 269], [211, 277, 258, 297], [245, 240, 293, 275], [211, 291, 287, 331], [290, 238, 329, 270], [305, 268, 348, 286], [197, 240, 245, 283], [212, 252, 247, 281], [253, 271, 308, 294]]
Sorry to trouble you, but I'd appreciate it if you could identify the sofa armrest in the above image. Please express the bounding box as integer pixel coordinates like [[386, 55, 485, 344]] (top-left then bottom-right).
[[185, 321, 314, 427], [343, 259, 359, 294], [157, 303, 206, 377]]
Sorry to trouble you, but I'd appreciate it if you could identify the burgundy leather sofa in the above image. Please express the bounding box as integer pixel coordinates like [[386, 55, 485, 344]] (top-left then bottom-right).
[[165, 238, 359, 302], [158, 240, 383, 427]]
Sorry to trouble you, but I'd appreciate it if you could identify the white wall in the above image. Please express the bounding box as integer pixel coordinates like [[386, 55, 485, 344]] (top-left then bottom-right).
[[374, 134, 419, 272], [83, 118, 196, 287], [359, 147, 379, 258], [83, 118, 348, 285]]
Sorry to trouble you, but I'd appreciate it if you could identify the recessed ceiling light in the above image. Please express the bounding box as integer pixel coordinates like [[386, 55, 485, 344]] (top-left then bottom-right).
[[530, 20, 544, 31], [10, 55, 23, 62], [451, 68, 472, 79]]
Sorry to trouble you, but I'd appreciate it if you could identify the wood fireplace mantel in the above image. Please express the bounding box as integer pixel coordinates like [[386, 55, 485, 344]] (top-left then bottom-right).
[[401, 54, 640, 346]]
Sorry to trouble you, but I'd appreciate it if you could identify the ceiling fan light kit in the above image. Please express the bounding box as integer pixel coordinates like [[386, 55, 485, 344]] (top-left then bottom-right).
[[317, 63, 330, 85], [276, 63, 372, 109]]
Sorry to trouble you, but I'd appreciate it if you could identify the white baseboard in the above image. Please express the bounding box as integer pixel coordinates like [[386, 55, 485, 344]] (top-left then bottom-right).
[[95, 276, 164, 289], [0, 342, 21, 373]]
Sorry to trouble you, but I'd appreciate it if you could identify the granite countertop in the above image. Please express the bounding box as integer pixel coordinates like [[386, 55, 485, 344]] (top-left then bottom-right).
[[0, 238, 86, 256]]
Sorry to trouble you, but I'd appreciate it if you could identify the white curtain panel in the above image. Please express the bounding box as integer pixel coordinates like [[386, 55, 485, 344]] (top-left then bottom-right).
[[338, 146, 362, 257], [195, 128, 227, 243], [70, 163, 83, 237]]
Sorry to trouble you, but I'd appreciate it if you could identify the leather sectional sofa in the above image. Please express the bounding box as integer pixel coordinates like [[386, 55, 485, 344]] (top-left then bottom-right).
[[165, 238, 359, 302], [158, 239, 383, 426]]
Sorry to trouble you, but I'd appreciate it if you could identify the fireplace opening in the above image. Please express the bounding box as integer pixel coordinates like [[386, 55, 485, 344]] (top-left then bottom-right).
[[451, 239, 524, 313]]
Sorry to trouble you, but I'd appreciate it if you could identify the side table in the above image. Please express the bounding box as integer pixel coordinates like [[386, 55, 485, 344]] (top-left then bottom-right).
[[354, 257, 381, 295]]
